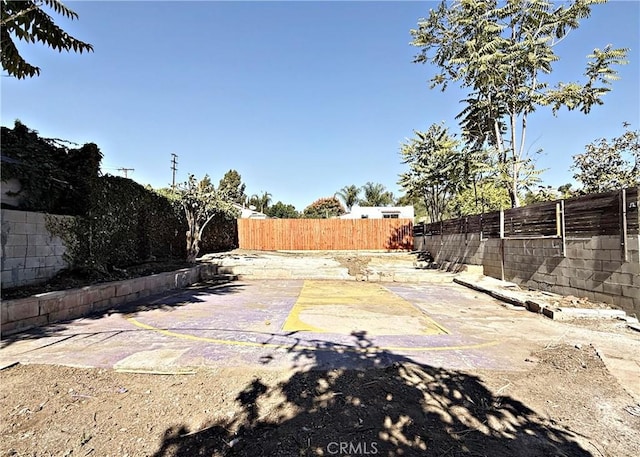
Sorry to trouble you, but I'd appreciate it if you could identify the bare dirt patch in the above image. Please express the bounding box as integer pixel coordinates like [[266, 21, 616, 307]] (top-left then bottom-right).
[[1, 344, 638, 457], [333, 255, 372, 277]]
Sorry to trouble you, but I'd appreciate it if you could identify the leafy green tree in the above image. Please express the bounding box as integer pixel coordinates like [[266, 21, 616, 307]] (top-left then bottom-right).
[[399, 124, 469, 222], [302, 197, 345, 219], [557, 183, 576, 199], [265, 201, 299, 219], [522, 185, 559, 206], [335, 185, 360, 211], [572, 125, 639, 193], [359, 182, 394, 207], [396, 193, 428, 222], [448, 181, 511, 216], [1, 0, 93, 79], [177, 174, 238, 263], [521, 183, 577, 206], [218, 169, 246, 204], [411, 0, 628, 207]]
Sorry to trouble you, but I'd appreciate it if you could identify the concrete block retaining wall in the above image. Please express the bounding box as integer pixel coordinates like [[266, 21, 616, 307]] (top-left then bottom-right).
[[1, 209, 71, 288], [1, 263, 220, 336], [419, 233, 640, 315]]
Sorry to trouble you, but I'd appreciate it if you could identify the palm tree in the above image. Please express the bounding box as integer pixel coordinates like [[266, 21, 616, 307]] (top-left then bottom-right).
[[335, 185, 360, 212], [249, 191, 272, 213], [360, 182, 394, 207]]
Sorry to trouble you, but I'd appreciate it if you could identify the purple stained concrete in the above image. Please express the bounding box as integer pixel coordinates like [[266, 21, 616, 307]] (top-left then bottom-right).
[[0, 280, 523, 372]]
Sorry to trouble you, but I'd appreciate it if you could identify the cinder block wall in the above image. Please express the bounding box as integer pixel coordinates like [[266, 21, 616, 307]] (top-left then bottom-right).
[[419, 234, 640, 315], [1, 263, 221, 336], [1, 209, 71, 289]]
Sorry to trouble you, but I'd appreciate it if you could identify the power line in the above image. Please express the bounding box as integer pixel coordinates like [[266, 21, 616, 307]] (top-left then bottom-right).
[[171, 153, 178, 189], [117, 167, 134, 178]]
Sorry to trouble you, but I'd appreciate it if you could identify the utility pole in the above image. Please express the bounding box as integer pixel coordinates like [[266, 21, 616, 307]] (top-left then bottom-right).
[[171, 153, 178, 189], [117, 167, 134, 178]]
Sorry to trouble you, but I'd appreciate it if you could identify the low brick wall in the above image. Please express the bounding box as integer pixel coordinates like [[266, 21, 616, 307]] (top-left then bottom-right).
[[418, 233, 640, 315], [1, 263, 220, 336], [1, 209, 71, 288]]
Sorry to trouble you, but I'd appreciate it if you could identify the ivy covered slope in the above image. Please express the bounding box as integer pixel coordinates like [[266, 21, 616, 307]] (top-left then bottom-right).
[[1, 120, 102, 215], [1, 121, 236, 274]]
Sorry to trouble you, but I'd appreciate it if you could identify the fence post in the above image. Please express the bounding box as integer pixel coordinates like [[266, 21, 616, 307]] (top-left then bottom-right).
[[557, 201, 566, 258], [499, 209, 505, 280], [464, 217, 469, 245], [620, 188, 628, 262]]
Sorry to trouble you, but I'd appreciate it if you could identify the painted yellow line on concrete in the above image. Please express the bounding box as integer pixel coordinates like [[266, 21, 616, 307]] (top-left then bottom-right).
[[282, 280, 450, 335], [126, 316, 500, 352]]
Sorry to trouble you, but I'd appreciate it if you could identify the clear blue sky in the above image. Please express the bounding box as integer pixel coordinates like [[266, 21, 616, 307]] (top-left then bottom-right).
[[2, 0, 638, 211]]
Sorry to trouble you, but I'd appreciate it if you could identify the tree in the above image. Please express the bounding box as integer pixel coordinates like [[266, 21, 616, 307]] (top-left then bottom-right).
[[522, 185, 559, 206], [411, 0, 628, 207], [396, 193, 427, 222], [218, 169, 246, 204], [335, 185, 360, 212], [177, 174, 238, 263], [572, 125, 639, 193], [1, 0, 93, 79], [359, 182, 394, 207], [448, 181, 511, 216], [557, 183, 576, 199], [302, 197, 345, 219], [398, 124, 469, 222], [248, 191, 272, 213], [265, 201, 299, 219]]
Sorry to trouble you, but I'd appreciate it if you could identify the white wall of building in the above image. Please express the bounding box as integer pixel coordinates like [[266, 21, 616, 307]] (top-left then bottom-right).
[[339, 206, 414, 220]]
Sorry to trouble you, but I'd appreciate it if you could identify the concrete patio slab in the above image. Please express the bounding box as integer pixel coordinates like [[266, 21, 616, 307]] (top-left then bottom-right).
[[1, 277, 639, 400]]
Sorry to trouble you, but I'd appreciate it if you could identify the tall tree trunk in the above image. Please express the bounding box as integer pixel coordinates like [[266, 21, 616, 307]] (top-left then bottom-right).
[[509, 111, 520, 208], [186, 220, 201, 264]]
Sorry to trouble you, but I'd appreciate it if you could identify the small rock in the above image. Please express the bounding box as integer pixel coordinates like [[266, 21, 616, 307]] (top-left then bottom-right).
[[575, 344, 582, 350], [525, 357, 540, 363]]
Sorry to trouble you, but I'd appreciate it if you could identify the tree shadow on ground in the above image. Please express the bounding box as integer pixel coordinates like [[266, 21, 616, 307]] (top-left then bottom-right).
[[0, 280, 243, 349], [152, 331, 592, 457]]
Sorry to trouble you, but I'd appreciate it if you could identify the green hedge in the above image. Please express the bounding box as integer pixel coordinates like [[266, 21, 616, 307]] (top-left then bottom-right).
[[51, 176, 186, 269], [200, 214, 238, 253]]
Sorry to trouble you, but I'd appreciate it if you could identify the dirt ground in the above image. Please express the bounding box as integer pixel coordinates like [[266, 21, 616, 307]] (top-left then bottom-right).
[[1, 341, 639, 457]]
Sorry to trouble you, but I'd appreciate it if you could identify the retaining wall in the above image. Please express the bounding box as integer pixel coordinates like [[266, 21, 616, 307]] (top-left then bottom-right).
[[1, 263, 221, 336], [1, 209, 71, 288], [418, 233, 640, 314]]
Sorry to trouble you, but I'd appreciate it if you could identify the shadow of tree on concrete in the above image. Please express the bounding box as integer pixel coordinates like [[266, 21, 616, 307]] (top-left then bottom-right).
[[151, 331, 592, 457], [0, 280, 243, 349]]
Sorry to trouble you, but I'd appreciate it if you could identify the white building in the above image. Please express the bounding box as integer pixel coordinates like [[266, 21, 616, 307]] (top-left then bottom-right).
[[339, 205, 414, 220], [232, 203, 268, 219]]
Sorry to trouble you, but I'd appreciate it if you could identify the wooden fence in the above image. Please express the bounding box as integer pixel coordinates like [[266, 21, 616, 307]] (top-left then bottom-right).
[[414, 187, 639, 255], [238, 218, 413, 251]]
